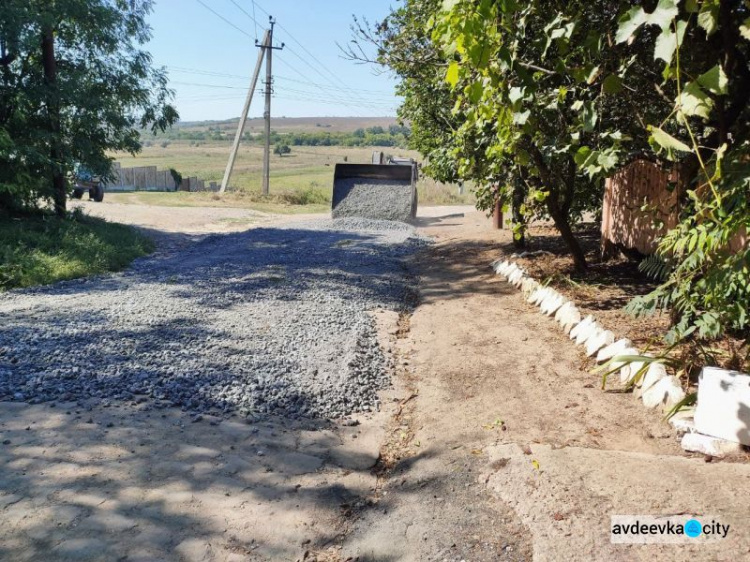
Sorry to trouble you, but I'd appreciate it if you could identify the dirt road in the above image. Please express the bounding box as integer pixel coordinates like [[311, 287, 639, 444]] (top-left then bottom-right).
[[341, 211, 750, 561], [2, 204, 749, 561]]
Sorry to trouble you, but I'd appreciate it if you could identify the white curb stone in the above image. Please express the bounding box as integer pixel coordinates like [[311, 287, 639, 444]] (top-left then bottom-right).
[[579, 324, 603, 347], [527, 287, 544, 304], [560, 307, 582, 335], [596, 339, 633, 363], [641, 376, 685, 410], [554, 301, 574, 323], [585, 329, 615, 357], [542, 295, 566, 316], [521, 278, 539, 297], [669, 407, 697, 436], [620, 356, 649, 385], [640, 362, 668, 393], [569, 315, 595, 341], [538, 290, 558, 313], [575, 321, 601, 346], [531, 287, 549, 306], [681, 432, 743, 458]]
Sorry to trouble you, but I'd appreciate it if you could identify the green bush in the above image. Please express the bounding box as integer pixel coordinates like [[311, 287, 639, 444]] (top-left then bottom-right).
[[0, 211, 154, 291]]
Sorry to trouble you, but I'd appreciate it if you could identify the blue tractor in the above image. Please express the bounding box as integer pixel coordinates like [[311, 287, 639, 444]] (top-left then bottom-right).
[[71, 165, 104, 202]]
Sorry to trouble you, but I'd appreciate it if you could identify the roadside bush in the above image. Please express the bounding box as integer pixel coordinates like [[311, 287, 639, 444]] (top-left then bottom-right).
[[0, 211, 154, 290]]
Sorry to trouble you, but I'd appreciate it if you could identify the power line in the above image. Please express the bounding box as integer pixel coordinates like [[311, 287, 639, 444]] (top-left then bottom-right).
[[169, 65, 396, 97], [252, 1, 259, 41], [227, 0, 261, 30], [273, 57, 369, 117], [251, 1, 378, 108], [195, 0, 254, 40]]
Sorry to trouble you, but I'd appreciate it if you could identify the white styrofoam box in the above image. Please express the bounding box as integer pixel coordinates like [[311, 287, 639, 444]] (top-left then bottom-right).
[[642, 376, 685, 410], [596, 339, 633, 363], [585, 329, 615, 356], [681, 432, 742, 458], [694, 366, 750, 446], [569, 315, 595, 340]]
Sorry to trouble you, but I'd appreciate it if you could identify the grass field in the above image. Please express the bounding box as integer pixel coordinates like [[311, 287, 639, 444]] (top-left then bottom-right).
[[0, 211, 154, 291], [113, 141, 475, 208]]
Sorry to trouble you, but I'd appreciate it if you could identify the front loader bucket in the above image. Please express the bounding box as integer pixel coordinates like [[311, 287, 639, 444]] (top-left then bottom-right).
[[332, 164, 418, 223]]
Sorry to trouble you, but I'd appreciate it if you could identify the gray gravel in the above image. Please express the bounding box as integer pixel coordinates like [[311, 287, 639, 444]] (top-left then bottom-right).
[[332, 178, 417, 222], [0, 218, 425, 420]]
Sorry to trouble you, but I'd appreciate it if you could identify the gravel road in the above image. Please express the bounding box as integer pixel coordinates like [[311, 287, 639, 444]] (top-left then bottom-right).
[[0, 218, 424, 420]]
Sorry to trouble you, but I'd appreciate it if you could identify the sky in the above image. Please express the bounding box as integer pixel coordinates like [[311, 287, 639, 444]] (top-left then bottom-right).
[[145, 0, 403, 122]]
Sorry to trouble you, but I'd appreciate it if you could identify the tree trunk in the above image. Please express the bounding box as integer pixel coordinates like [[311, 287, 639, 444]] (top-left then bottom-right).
[[42, 27, 66, 218], [512, 174, 527, 249], [549, 207, 587, 272]]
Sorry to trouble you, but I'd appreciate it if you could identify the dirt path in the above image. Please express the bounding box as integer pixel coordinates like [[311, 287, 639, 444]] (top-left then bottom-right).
[[71, 199, 330, 234], [3, 205, 749, 561], [341, 211, 750, 561]]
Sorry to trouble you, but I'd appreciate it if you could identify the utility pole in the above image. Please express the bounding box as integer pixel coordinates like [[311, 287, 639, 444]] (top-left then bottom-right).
[[219, 29, 268, 194], [260, 17, 284, 195]]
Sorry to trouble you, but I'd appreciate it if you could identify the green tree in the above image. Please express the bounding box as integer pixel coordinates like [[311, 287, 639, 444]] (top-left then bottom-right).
[[619, 0, 750, 340], [348, 0, 663, 267], [0, 0, 177, 217], [274, 143, 291, 157]]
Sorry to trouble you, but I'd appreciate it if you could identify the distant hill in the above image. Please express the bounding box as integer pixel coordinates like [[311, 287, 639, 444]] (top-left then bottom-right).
[[175, 116, 401, 134]]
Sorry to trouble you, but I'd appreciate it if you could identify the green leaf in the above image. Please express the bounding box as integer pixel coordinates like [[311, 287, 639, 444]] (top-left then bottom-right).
[[653, 20, 686, 63], [602, 74, 623, 94], [467, 82, 483, 103], [741, 17, 750, 41], [649, 126, 692, 153], [616, 6, 647, 43], [697, 65, 728, 95], [445, 61, 460, 87], [616, 0, 678, 43], [582, 102, 598, 132], [678, 81, 713, 119], [697, 0, 719, 37], [574, 146, 593, 166], [648, 0, 680, 29], [442, 0, 460, 11], [513, 110, 531, 125], [597, 150, 619, 170], [508, 86, 524, 104]]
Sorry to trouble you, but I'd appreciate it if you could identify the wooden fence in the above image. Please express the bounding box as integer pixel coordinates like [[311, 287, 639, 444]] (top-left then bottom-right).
[[107, 163, 219, 193], [602, 159, 747, 256]]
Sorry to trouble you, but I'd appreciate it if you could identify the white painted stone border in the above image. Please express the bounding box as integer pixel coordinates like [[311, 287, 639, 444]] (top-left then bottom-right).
[[489, 256, 739, 457]]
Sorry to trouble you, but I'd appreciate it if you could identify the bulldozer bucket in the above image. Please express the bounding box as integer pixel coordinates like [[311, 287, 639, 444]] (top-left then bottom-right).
[[331, 163, 418, 223]]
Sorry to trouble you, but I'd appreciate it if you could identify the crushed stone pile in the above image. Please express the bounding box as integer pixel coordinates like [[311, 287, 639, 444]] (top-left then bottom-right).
[[0, 218, 426, 420]]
